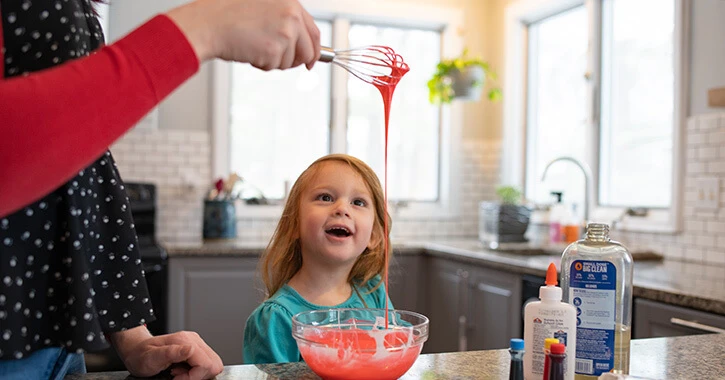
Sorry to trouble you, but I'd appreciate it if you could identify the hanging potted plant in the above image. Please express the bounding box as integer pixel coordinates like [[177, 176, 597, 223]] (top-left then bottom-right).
[[427, 48, 502, 104], [479, 186, 531, 248]]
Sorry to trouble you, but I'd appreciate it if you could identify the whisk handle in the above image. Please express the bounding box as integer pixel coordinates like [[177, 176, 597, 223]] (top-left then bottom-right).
[[319, 46, 335, 63]]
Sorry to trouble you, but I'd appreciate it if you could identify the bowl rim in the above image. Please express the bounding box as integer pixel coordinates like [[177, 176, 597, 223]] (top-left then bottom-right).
[[291, 307, 429, 327], [290, 308, 430, 348]]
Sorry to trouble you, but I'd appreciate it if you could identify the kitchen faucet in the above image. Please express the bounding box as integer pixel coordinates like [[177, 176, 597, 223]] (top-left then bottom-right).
[[541, 156, 593, 223]]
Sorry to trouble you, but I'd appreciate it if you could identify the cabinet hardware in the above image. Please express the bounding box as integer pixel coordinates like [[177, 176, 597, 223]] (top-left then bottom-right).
[[669, 318, 725, 334], [477, 283, 512, 297], [458, 315, 468, 351]]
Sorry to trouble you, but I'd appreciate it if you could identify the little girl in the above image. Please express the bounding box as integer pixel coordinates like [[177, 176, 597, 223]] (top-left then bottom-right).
[[243, 154, 393, 364]]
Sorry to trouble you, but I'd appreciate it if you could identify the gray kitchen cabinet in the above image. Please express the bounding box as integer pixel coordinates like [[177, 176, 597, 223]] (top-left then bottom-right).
[[168, 256, 265, 365], [633, 298, 725, 338], [423, 257, 522, 354], [387, 254, 423, 313], [424, 257, 469, 354], [467, 265, 522, 350]]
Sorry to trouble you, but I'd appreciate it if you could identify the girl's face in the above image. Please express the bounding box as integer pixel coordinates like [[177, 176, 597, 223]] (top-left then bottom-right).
[[298, 161, 377, 268]]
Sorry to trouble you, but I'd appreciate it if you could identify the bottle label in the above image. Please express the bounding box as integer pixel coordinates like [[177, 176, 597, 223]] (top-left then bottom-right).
[[530, 310, 574, 378], [569, 260, 616, 376]]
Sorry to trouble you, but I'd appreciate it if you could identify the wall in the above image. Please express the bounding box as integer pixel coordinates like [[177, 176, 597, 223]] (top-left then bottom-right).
[[689, 0, 725, 115]]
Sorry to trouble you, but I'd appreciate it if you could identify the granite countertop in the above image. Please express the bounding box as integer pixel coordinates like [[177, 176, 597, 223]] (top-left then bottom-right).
[[66, 333, 725, 379], [161, 238, 725, 316]]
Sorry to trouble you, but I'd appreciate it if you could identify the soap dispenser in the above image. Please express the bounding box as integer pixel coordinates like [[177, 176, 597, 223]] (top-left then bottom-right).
[[549, 192, 565, 243]]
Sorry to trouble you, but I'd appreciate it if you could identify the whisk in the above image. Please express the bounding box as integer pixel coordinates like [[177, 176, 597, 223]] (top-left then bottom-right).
[[319, 46, 409, 87]]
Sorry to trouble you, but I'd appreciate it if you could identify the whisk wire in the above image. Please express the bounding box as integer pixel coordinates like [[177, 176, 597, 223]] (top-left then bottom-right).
[[322, 45, 409, 86]]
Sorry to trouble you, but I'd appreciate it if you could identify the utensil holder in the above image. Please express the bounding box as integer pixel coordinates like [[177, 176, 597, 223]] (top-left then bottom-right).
[[203, 200, 236, 239]]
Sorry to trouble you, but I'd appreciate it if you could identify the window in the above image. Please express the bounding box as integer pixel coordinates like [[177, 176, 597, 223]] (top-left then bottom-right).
[[213, 1, 464, 218], [228, 21, 333, 200], [599, 0, 675, 208], [504, 0, 688, 232], [346, 24, 441, 202]]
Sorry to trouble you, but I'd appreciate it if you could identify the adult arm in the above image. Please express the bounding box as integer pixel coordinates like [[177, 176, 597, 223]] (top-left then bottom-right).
[[0, 15, 199, 217]]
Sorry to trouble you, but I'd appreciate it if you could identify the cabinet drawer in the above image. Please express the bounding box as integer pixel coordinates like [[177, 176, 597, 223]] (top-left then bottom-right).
[[634, 298, 725, 339]]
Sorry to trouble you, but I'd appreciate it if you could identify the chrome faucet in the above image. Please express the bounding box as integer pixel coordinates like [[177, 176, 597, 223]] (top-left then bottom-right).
[[541, 156, 593, 223]]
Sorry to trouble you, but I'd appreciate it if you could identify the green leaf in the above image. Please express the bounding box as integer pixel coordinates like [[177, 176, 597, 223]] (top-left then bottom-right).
[[496, 186, 522, 205], [488, 88, 503, 101]]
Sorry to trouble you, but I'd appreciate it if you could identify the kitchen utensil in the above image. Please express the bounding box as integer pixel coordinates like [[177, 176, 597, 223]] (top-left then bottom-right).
[[319, 45, 409, 86]]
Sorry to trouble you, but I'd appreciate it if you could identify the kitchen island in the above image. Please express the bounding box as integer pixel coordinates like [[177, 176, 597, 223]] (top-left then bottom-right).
[[68, 333, 725, 379]]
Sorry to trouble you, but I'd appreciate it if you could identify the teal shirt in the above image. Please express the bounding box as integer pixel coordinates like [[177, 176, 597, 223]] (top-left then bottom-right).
[[243, 276, 393, 364]]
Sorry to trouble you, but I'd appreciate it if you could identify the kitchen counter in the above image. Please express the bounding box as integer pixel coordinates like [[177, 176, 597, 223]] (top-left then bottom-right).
[[66, 333, 725, 379], [162, 238, 725, 316]]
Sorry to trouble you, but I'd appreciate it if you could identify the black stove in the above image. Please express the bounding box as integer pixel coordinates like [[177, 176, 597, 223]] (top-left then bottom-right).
[[125, 183, 167, 261]]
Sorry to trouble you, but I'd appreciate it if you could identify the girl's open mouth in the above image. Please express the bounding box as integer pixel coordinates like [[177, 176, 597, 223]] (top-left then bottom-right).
[[325, 226, 352, 237]]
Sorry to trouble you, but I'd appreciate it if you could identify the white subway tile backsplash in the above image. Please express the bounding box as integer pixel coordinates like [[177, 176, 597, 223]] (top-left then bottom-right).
[[688, 132, 708, 145], [687, 162, 707, 174], [111, 129, 211, 242], [705, 249, 725, 265], [698, 114, 721, 130], [697, 146, 719, 160]]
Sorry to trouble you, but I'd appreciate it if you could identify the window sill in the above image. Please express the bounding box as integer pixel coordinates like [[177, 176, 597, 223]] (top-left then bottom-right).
[[591, 207, 681, 235]]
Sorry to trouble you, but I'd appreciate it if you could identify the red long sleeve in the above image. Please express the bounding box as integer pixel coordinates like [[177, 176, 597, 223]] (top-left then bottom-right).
[[0, 15, 199, 218]]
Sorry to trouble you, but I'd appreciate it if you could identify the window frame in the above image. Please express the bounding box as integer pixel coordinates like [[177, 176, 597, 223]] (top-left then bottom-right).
[[212, 0, 466, 219], [502, 0, 690, 233]]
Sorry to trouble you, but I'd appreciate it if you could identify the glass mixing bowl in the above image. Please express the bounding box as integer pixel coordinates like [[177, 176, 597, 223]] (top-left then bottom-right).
[[292, 308, 429, 380]]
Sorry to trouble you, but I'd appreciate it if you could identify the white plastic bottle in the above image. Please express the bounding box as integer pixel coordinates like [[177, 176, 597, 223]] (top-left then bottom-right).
[[524, 263, 577, 380]]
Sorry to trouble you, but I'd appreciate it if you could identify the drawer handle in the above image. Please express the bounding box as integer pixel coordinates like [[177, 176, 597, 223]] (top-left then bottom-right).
[[458, 315, 468, 351], [477, 283, 512, 297], [669, 318, 725, 334]]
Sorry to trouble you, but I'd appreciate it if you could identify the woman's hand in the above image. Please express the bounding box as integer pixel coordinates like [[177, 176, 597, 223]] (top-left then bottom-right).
[[109, 325, 224, 380], [167, 0, 321, 70]]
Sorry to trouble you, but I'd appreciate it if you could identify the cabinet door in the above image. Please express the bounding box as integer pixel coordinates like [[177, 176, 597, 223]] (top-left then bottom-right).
[[633, 298, 725, 338], [387, 254, 421, 313], [168, 257, 264, 365], [423, 257, 467, 354], [467, 266, 522, 350]]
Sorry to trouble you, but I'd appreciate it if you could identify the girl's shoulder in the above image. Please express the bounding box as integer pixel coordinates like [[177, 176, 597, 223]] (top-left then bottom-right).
[[357, 275, 385, 291], [257, 284, 317, 317]]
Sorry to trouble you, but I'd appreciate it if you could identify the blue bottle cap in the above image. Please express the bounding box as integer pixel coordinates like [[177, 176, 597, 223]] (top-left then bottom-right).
[[510, 338, 524, 350]]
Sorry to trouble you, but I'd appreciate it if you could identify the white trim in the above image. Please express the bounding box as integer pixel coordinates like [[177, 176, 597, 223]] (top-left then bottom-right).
[[300, 0, 459, 29], [211, 60, 231, 181], [503, 0, 689, 234], [212, 1, 464, 219], [330, 19, 350, 154]]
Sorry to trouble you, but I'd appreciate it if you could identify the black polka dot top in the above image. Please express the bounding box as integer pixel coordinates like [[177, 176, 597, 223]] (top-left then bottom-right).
[[0, 0, 154, 359]]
